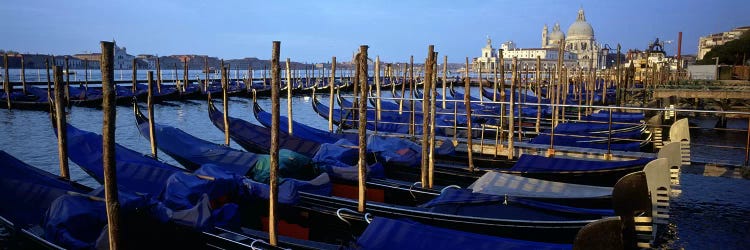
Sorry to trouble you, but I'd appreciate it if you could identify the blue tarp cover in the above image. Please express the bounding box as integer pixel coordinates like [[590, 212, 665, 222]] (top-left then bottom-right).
[[0, 151, 88, 228], [529, 134, 642, 151], [66, 124, 184, 195], [138, 119, 259, 175], [353, 217, 572, 250], [511, 154, 654, 172], [419, 188, 601, 221]]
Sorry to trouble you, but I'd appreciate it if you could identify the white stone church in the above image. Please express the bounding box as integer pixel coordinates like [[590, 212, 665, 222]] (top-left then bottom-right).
[[474, 8, 601, 71]]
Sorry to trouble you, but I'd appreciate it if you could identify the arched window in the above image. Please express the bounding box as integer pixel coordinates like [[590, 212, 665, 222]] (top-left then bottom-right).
[[581, 42, 587, 50]]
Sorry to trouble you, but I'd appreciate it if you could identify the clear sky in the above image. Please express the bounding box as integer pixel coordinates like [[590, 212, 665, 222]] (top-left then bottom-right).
[[2, 0, 749, 63]]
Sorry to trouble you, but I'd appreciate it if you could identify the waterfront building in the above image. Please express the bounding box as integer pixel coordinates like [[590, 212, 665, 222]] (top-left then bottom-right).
[[73, 40, 135, 69], [473, 8, 600, 72], [697, 26, 750, 60], [474, 37, 499, 70], [560, 8, 600, 70]]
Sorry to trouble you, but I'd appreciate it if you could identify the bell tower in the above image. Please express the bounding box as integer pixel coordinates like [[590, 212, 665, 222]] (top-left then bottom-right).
[[542, 24, 548, 48]]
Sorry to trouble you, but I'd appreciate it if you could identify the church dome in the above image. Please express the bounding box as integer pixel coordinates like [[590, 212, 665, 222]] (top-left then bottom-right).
[[567, 8, 594, 39], [548, 22, 565, 42], [549, 30, 565, 41]]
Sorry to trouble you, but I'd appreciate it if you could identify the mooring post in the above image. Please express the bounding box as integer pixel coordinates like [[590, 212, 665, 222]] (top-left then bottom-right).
[[329, 57, 336, 132], [499, 49, 505, 100], [375, 56, 381, 121], [478, 65, 484, 104], [53, 66, 69, 179], [64, 56, 70, 106], [399, 63, 406, 114], [182, 59, 188, 93], [132, 59, 137, 93], [4, 54, 10, 109], [421, 46, 434, 189], [357, 45, 369, 213], [465, 57, 475, 172], [429, 51, 439, 189], [508, 57, 517, 159], [286, 58, 293, 135], [204, 57, 209, 92], [146, 71, 157, 158], [535, 56, 542, 133], [221, 65, 230, 146], [251, 63, 253, 93], [268, 41, 281, 246], [100, 40, 121, 250], [409, 55, 415, 136], [616, 44, 622, 106], [45, 58, 52, 101], [84, 59, 89, 93], [442, 56, 448, 109], [173, 63, 178, 91], [20, 55, 26, 95], [156, 58, 162, 93], [493, 59, 499, 102]]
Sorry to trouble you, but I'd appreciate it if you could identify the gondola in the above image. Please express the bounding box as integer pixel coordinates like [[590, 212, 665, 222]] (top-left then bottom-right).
[[54, 124, 601, 249], [0, 150, 211, 249], [135, 101, 607, 243], [304, 93, 680, 187], [0, 87, 52, 110], [238, 96, 669, 209], [58, 123, 337, 249]]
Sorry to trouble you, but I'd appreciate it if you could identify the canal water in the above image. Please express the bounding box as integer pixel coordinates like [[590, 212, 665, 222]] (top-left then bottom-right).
[[0, 92, 748, 249]]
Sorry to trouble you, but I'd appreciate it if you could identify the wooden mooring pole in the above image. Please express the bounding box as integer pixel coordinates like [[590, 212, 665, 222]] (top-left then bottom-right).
[[64, 57, 70, 106], [442, 56, 447, 109], [4, 53, 11, 109], [464, 57, 474, 172], [508, 57, 517, 159], [268, 41, 281, 246], [286, 58, 293, 135], [53, 66, 69, 179], [535, 56, 542, 133], [409, 56, 415, 136], [329, 57, 336, 132], [204, 57, 209, 92], [156, 58, 162, 93], [357, 45, 369, 212], [100, 40, 121, 250], [84, 59, 89, 93], [421, 46, 434, 188], [20, 55, 26, 95], [147, 71, 157, 158], [429, 51, 438, 189], [375, 56, 381, 121], [132, 59, 137, 93], [222, 65, 230, 146]]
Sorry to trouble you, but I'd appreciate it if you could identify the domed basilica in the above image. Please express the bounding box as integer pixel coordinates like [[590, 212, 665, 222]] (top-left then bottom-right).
[[542, 8, 600, 69]]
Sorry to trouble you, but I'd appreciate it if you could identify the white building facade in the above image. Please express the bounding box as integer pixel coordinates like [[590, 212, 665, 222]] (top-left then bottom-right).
[[474, 8, 601, 71]]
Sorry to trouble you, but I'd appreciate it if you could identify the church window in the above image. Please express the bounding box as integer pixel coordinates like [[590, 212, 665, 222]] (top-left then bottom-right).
[[581, 42, 587, 50]]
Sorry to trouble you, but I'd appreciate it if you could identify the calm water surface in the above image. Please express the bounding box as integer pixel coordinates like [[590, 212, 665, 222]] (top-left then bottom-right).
[[0, 93, 748, 249]]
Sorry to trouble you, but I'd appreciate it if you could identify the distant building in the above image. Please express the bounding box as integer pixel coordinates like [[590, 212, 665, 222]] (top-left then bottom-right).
[[697, 26, 750, 60], [73, 40, 135, 69], [474, 8, 601, 71], [540, 8, 601, 69], [474, 37, 499, 70]]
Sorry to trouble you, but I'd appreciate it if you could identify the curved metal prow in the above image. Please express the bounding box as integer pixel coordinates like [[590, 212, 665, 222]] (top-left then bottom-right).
[[573, 217, 625, 250]]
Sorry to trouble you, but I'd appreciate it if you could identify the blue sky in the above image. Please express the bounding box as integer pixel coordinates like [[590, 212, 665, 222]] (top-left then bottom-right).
[[2, 0, 749, 62]]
